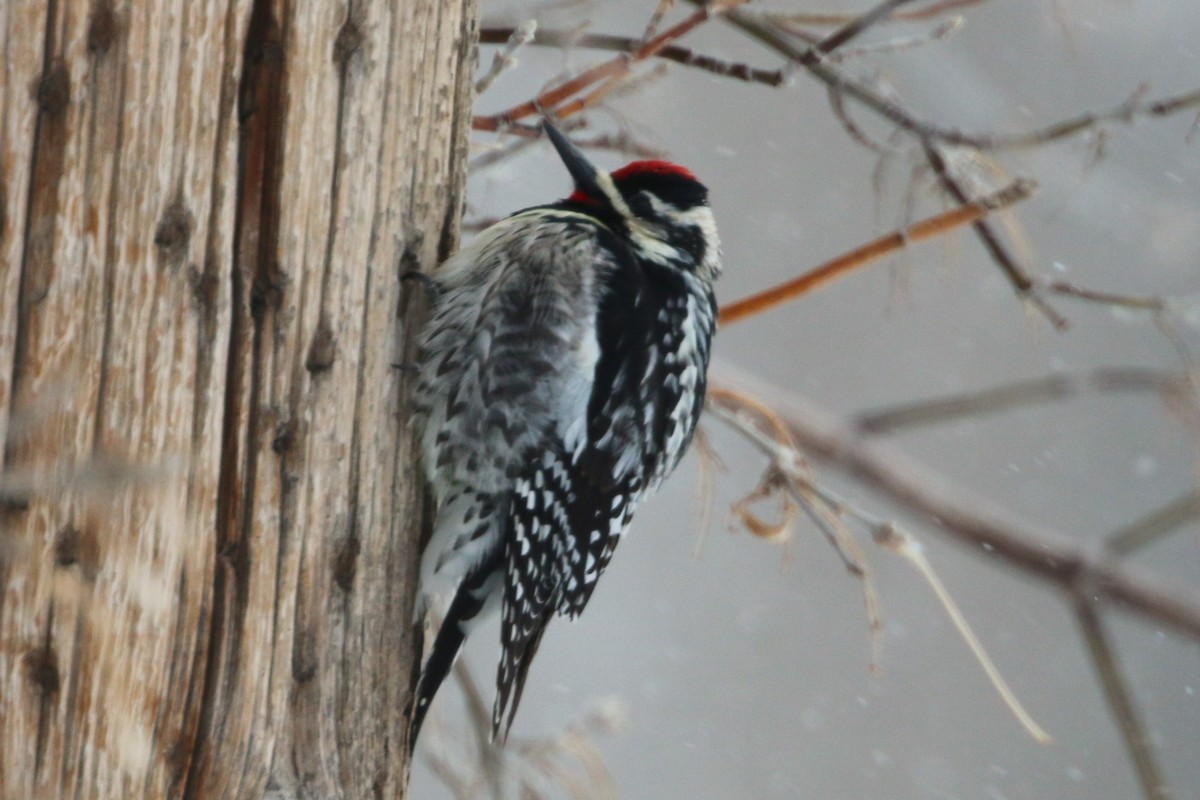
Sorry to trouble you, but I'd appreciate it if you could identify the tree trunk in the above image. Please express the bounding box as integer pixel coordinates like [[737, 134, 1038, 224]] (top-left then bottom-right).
[[0, 0, 476, 797]]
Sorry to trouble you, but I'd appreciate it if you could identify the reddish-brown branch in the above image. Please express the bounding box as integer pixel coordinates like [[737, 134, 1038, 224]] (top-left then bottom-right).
[[477, 28, 788, 87], [474, 1, 749, 132], [719, 179, 1034, 325]]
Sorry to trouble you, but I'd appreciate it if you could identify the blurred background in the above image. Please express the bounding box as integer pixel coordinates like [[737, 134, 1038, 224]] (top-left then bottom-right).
[[412, 1, 1200, 797]]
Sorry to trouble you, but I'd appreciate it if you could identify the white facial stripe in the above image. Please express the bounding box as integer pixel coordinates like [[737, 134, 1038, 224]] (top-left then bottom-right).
[[595, 171, 633, 217], [669, 204, 715, 226], [672, 204, 722, 281], [627, 220, 681, 265], [645, 193, 673, 215]]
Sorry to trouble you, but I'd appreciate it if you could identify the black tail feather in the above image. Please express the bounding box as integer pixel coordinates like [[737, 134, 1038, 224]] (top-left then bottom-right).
[[492, 603, 554, 742], [409, 555, 501, 754], [409, 609, 466, 754]]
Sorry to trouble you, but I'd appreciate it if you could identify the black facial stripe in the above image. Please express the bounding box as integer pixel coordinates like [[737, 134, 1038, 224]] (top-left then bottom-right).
[[664, 222, 706, 267], [616, 173, 708, 210]]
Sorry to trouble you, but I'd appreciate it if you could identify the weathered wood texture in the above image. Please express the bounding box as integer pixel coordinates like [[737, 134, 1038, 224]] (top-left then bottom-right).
[[0, 0, 477, 797]]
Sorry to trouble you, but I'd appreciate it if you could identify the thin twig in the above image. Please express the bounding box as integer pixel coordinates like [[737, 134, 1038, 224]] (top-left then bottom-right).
[[923, 141, 1068, 330], [1073, 594, 1170, 800], [476, 21, 538, 95], [470, 133, 544, 172], [454, 659, 506, 798], [570, 130, 665, 159], [1106, 490, 1200, 556], [811, 0, 925, 57], [876, 524, 1052, 743], [705, 389, 885, 669], [854, 368, 1190, 434], [479, 28, 788, 86], [761, 0, 984, 28], [691, 425, 725, 559], [827, 84, 894, 153], [825, 16, 964, 64], [640, 0, 675, 44], [1039, 280, 1168, 312], [718, 179, 1034, 325], [790, 490, 884, 672]]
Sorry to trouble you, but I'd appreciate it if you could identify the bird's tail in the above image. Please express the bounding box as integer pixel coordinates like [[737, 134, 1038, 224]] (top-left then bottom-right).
[[493, 602, 553, 742], [409, 554, 501, 754]]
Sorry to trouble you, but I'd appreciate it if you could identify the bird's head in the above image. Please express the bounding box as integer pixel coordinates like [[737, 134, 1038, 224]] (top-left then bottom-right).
[[544, 121, 721, 284]]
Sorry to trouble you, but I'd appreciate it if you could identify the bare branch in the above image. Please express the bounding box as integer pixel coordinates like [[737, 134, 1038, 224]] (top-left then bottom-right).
[[470, 133, 545, 172], [1074, 596, 1170, 800], [483, 8, 1200, 152], [705, 361, 1200, 643], [1038, 280, 1169, 312], [854, 368, 1190, 434], [824, 16, 964, 64], [923, 142, 1068, 329], [640, 0, 676, 44], [479, 27, 789, 87], [690, 425, 725, 559], [477, 20, 538, 95], [761, 0, 985, 28], [686, 0, 1200, 151], [1106, 491, 1200, 556], [704, 389, 885, 669], [706, 387, 1054, 736], [810, 0, 926, 57], [877, 524, 1052, 743]]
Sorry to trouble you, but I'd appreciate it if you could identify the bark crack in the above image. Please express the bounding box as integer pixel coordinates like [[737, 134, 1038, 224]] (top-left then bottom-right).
[[7, 0, 61, 465], [180, 0, 287, 794]]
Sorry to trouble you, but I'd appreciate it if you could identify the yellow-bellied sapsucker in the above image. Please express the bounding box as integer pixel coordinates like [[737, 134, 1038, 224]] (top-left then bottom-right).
[[410, 121, 721, 750]]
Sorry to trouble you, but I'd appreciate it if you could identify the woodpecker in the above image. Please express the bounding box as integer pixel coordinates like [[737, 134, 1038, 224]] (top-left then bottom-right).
[[410, 121, 720, 751]]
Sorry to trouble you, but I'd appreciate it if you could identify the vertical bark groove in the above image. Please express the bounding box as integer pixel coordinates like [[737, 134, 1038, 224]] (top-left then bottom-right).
[[9, 0, 62, 437], [181, 1, 286, 795]]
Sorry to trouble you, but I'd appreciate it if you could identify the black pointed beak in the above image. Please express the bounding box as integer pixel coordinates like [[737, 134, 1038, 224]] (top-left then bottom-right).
[[543, 120, 606, 200]]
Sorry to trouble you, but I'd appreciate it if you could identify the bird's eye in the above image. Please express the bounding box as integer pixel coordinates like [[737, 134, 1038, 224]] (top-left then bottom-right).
[[628, 192, 654, 217]]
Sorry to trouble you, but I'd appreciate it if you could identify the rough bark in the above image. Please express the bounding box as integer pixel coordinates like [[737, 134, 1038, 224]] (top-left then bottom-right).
[[0, 0, 477, 797]]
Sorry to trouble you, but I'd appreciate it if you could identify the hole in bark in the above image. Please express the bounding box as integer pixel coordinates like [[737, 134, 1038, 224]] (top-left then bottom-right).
[[23, 648, 60, 696], [333, 16, 364, 67], [154, 199, 193, 266], [271, 417, 296, 455], [189, 261, 220, 311], [53, 522, 100, 579], [88, 1, 119, 56], [305, 322, 336, 374], [54, 524, 80, 566], [32, 63, 70, 117], [333, 533, 360, 592], [250, 262, 288, 318], [292, 632, 317, 684]]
